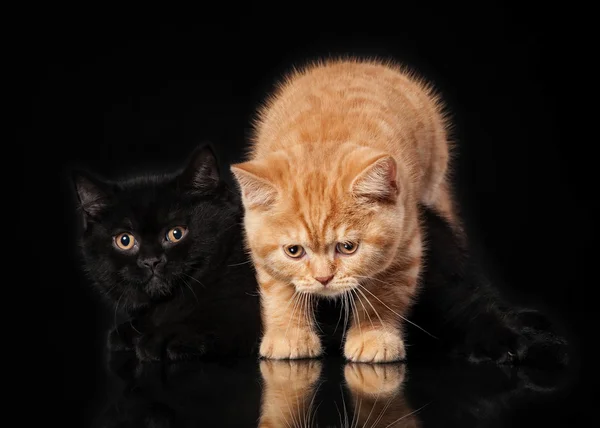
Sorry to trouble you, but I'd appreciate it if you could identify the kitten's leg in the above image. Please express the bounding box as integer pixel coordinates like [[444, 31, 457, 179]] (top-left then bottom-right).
[[258, 269, 322, 359], [344, 237, 422, 363]]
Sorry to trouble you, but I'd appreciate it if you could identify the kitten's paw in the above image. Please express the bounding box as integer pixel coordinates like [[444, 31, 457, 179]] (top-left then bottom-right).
[[166, 332, 216, 361], [259, 329, 322, 359], [463, 318, 524, 365], [135, 332, 167, 362], [259, 359, 322, 390], [344, 328, 405, 363], [344, 362, 405, 397], [462, 309, 569, 367], [515, 309, 569, 368], [107, 322, 139, 352]]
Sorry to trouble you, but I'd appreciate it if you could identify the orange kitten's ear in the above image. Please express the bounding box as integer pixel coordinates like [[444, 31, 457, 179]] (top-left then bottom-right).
[[230, 162, 278, 209], [350, 155, 398, 202]]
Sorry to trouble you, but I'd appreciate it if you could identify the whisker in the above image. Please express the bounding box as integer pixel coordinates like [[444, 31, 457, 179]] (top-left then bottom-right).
[[181, 273, 206, 288], [382, 401, 432, 428], [357, 283, 438, 340], [179, 276, 199, 305], [352, 288, 374, 330], [114, 291, 125, 331], [360, 388, 379, 428], [227, 260, 252, 267], [355, 287, 384, 328], [285, 293, 301, 339]]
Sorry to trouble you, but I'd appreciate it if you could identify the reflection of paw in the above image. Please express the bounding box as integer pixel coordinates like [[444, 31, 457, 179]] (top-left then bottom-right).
[[259, 359, 322, 390], [259, 329, 322, 359], [344, 363, 405, 397], [344, 328, 405, 363]]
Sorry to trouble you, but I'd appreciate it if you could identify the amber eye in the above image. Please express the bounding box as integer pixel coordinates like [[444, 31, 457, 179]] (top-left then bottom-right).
[[166, 226, 188, 243], [336, 241, 358, 255], [283, 245, 305, 259], [115, 232, 135, 251]]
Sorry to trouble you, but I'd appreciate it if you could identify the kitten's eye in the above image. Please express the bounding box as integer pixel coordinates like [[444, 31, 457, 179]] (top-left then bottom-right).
[[115, 233, 135, 251], [283, 245, 305, 259], [166, 226, 188, 243], [336, 241, 358, 255]]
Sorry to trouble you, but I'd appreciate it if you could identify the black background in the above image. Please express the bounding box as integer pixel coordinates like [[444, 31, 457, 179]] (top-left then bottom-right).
[[19, 6, 589, 426]]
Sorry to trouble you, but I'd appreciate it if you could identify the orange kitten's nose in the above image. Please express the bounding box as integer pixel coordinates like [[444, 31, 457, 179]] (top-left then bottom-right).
[[314, 275, 334, 286]]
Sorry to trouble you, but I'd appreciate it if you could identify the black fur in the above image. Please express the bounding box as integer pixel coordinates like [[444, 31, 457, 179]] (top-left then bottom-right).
[[404, 206, 570, 367], [72, 144, 261, 362]]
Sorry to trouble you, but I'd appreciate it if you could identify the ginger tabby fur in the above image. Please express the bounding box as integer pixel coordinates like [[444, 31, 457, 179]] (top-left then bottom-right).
[[231, 58, 457, 363]]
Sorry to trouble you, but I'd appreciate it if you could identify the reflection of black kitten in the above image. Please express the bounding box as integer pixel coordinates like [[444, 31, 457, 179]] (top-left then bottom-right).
[[93, 355, 262, 428], [318, 205, 570, 367], [72, 144, 261, 362]]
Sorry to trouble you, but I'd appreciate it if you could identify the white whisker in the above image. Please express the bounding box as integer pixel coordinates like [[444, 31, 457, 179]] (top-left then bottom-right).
[[357, 283, 438, 339]]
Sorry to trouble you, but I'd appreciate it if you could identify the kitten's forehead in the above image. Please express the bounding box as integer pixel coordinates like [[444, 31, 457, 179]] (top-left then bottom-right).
[[277, 199, 361, 250], [106, 183, 185, 230]]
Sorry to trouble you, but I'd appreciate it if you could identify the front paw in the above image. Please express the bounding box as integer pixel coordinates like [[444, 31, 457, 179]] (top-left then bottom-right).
[[259, 328, 322, 360], [134, 332, 167, 362], [344, 327, 405, 363], [165, 332, 216, 361], [107, 322, 139, 352]]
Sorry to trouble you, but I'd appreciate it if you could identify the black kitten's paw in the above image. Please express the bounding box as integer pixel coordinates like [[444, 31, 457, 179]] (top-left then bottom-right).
[[135, 332, 168, 362], [134, 328, 218, 363], [513, 309, 569, 368], [107, 322, 139, 352], [461, 309, 569, 368], [462, 315, 525, 365], [166, 332, 217, 361]]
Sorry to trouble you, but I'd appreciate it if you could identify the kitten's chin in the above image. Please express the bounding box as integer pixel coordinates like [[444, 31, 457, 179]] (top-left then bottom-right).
[[294, 283, 359, 298], [143, 276, 173, 300]]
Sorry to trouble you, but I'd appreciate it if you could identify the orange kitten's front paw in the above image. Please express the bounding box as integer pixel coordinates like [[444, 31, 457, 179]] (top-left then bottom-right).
[[259, 329, 322, 360], [344, 327, 406, 363], [344, 363, 406, 397]]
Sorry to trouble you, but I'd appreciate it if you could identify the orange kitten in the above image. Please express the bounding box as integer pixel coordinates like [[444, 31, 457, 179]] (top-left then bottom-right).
[[231, 58, 457, 362]]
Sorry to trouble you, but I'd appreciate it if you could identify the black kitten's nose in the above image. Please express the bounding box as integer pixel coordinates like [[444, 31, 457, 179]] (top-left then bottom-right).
[[139, 256, 164, 271]]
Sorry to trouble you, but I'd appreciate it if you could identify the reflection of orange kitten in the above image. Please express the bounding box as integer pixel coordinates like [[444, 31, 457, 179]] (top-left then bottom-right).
[[231, 58, 457, 362], [258, 360, 322, 428], [344, 363, 421, 427]]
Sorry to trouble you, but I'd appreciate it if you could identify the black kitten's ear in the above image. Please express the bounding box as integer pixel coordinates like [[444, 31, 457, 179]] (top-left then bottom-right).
[[72, 170, 110, 219], [178, 143, 220, 192]]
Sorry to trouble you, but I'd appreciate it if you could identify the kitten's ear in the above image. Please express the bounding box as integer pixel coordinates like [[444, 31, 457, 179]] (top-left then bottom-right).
[[230, 161, 278, 209], [350, 154, 398, 203], [72, 171, 111, 222], [178, 144, 220, 192]]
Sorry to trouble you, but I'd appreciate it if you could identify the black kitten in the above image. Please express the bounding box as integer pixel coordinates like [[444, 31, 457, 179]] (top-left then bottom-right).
[[404, 206, 570, 367], [72, 144, 261, 362]]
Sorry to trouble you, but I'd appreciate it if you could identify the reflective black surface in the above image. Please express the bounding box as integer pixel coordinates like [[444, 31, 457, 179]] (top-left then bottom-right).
[[77, 351, 581, 427], [21, 8, 589, 428]]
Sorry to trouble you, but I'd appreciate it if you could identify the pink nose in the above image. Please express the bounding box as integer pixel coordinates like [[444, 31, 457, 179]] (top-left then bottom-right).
[[314, 275, 334, 286]]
